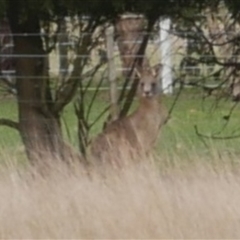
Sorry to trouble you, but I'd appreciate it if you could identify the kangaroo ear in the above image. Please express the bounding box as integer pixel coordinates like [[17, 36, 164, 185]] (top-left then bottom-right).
[[152, 63, 162, 77], [134, 67, 142, 78]]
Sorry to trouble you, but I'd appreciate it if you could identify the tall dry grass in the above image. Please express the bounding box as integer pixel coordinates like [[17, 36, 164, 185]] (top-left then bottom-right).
[[0, 151, 240, 239]]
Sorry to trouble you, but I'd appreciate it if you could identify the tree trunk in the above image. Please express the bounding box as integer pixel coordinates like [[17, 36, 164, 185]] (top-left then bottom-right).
[[116, 15, 155, 117], [7, 8, 65, 163], [115, 14, 150, 77], [58, 18, 69, 82], [105, 25, 119, 122]]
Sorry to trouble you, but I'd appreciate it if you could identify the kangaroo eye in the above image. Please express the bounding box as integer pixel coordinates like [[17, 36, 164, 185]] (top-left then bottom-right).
[[151, 82, 156, 88], [140, 82, 144, 87]]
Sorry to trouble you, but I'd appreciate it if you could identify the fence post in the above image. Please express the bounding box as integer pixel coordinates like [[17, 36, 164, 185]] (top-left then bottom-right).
[[159, 18, 173, 94], [105, 25, 119, 121], [58, 17, 69, 81]]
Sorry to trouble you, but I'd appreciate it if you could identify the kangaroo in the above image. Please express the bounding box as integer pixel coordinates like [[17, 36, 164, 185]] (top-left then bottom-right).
[[89, 64, 169, 166]]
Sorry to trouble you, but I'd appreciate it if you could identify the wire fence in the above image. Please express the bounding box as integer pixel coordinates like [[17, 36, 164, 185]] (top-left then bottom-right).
[[1, 14, 240, 152], [0, 16, 240, 95]]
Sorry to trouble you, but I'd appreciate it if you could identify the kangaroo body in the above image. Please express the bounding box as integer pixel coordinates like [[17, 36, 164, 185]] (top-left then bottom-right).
[[90, 65, 168, 166]]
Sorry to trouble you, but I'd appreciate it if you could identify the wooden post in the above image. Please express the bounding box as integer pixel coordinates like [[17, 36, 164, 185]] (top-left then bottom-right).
[[105, 25, 119, 121], [159, 18, 173, 94], [58, 17, 69, 81]]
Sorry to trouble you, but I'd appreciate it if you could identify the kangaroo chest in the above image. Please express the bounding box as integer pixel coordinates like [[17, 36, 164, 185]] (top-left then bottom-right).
[[129, 103, 162, 149]]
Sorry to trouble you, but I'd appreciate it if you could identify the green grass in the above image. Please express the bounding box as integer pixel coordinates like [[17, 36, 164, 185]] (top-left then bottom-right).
[[161, 89, 240, 158], [1, 88, 240, 161], [0, 97, 20, 149]]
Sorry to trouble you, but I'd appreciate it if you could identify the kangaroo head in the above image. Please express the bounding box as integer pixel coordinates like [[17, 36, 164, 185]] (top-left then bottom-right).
[[136, 64, 162, 98]]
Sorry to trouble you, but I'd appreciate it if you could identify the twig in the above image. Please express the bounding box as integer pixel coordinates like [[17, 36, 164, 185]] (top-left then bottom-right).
[[89, 105, 110, 129], [168, 79, 184, 116], [194, 124, 240, 140], [214, 101, 239, 135], [0, 118, 19, 130]]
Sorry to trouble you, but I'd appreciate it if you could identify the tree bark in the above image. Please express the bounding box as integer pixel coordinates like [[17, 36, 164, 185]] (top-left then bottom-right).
[[7, 6, 65, 163], [115, 14, 150, 77], [58, 18, 69, 82]]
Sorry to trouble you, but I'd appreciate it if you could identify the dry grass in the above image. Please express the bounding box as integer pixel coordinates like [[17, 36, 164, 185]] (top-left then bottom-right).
[[0, 152, 240, 239]]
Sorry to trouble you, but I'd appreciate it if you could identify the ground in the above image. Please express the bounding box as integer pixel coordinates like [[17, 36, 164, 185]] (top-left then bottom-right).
[[0, 87, 240, 165], [0, 88, 240, 238]]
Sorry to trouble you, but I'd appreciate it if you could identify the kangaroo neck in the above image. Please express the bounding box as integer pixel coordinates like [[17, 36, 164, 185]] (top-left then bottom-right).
[[138, 96, 159, 110]]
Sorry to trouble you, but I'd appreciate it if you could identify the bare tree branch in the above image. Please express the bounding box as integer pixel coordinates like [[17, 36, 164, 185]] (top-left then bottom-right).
[[0, 118, 19, 130], [119, 16, 158, 117], [53, 18, 105, 113], [194, 125, 240, 140]]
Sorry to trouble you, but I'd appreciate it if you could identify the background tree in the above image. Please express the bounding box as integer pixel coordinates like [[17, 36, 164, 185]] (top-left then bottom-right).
[[0, 0, 217, 164], [172, 1, 240, 99]]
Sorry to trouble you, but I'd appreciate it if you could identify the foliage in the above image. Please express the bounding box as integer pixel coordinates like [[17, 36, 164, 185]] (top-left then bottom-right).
[[0, 0, 238, 23], [1, 0, 240, 162], [0, 0, 217, 22], [1, 89, 240, 161]]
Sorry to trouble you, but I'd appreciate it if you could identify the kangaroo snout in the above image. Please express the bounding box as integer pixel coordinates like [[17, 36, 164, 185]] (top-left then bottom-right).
[[142, 90, 153, 97]]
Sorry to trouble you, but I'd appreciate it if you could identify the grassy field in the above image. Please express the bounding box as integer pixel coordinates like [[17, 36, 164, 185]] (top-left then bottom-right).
[[0, 88, 240, 162], [0, 89, 240, 238], [0, 153, 239, 238]]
